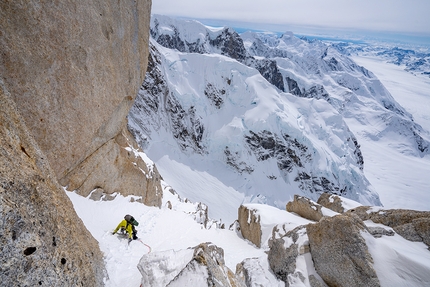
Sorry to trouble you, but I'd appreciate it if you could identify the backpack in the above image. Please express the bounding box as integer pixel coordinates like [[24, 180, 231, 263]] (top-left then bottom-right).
[[124, 214, 139, 226]]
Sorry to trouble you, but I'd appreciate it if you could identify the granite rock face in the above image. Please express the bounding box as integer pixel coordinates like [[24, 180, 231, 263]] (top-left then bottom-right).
[[346, 206, 430, 248], [0, 0, 154, 285], [61, 127, 162, 207], [0, 1, 156, 200], [306, 215, 380, 287], [0, 86, 105, 286], [138, 242, 245, 287], [317, 192, 345, 213], [238, 205, 263, 248], [286, 195, 324, 222]]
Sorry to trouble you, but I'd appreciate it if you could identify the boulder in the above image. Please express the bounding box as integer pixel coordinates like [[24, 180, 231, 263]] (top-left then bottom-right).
[[306, 215, 380, 287], [367, 226, 395, 238], [268, 226, 301, 284], [138, 242, 245, 287], [317, 192, 363, 213], [286, 195, 324, 221], [346, 206, 430, 247], [317, 192, 345, 213], [238, 205, 263, 247], [268, 225, 326, 286], [236, 257, 281, 287], [0, 86, 105, 286]]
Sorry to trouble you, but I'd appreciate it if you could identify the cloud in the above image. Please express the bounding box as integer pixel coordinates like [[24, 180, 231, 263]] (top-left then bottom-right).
[[152, 0, 430, 35]]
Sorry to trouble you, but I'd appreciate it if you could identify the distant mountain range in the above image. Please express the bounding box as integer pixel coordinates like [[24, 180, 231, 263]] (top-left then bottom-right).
[[128, 15, 429, 220], [331, 42, 430, 77]]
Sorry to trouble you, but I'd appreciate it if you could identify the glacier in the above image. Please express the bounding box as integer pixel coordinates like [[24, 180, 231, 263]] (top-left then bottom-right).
[[128, 15, 429, 223]]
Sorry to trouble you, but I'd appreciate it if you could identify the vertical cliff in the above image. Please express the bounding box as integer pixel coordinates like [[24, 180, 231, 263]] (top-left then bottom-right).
[[0, 0, 154, 285], [0, 1, 160, 205]]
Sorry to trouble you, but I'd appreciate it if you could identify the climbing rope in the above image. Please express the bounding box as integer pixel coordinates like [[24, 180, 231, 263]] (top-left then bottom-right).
[[137, 239, 152, 253]]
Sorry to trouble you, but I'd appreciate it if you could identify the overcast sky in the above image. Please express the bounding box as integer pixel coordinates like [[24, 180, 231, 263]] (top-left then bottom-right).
[[151, 0, 430, 36]]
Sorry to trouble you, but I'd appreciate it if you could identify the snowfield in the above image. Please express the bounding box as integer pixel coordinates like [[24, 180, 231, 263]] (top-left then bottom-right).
[[67, 17, 430, 286], [350, 55, 430, 211]]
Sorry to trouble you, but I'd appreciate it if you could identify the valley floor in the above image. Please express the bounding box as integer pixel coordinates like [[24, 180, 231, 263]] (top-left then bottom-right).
[[350, 55, 430, 211]]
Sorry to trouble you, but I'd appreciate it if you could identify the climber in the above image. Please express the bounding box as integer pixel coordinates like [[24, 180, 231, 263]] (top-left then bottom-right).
[[112, 214, 139, 243]]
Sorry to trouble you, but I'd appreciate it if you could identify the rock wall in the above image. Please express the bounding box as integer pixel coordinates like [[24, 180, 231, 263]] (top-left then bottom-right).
[[0, 85, 105, 286], [306, 215, 380, 287], [238, 205, 262, 247], [0, 0, 155, 285], [0, 1, 158, 204], [286, 195, 324, 222]]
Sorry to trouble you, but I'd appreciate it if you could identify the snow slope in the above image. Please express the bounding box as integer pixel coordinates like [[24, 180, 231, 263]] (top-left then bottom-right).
[[66, 189, 284, 287], [130, 16, 430, 218], [349, 55, 430, 211], [129, 31, 383, 223]]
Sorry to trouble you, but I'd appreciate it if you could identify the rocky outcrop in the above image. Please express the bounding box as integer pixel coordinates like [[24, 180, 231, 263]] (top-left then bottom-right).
[[60, 127, 162, 207], [150, 15, 285, 92], [0, 1, 159, 203], [317, 193, 345, 213], [236, 258, 273, 287], [238, 205, 263, 248], [0, 85, 105, 286], [347, 206, 430, 248], [138, 242, 245, 287], [286, 195, 324, 221], [1, 0, 155, 285], [306, 215, 380, 287], [268, 224, 326, 286], [268, 226, 301, 284]]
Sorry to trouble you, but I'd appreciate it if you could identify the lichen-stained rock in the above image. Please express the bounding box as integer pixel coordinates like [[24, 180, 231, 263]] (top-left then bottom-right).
[[138, 242, 245, 287], [238, 205, 263, 247], [306, 215, 380, 287], [0, 0, 152, 185], [346, 206, 430, 248], [0, 85, 105, 286], [286, 195, 325, 222]]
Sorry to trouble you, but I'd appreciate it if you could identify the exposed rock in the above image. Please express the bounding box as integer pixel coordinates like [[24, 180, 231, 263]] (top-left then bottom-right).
[[393, 223, 423, 242], [248, 58, 285, 91], [309, 275, 327, 287], [238, 205, 262, 247], [0, 0, 157, 202], [1, 1, 154, 284], [306, 215, 380, 287], [285, 76, 302, 96], [236, 258, 275, 287], [317, 193, 345, 213], [61, 128, 162, 207], [268, 226, 301, 284], [413, 218, 430, 246], [268, 225, 325, 286], [138, 242, 245, 287], [346, 206, 430, 247], [0, 85, 105, 286], [367, 226, 395, 238], [286, 195, 324, 221]]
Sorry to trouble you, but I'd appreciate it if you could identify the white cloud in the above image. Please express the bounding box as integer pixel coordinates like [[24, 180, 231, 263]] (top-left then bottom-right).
[[152, 0, 430, 35]]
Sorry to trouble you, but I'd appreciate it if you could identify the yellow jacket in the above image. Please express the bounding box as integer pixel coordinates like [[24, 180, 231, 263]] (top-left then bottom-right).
[[113, 220, 133, 239]]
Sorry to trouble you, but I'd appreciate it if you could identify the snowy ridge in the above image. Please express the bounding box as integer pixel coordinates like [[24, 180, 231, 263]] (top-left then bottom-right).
[[128, 16, 430, 223], [241, 30, 429, 156], [129, 36, 382, 222]]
